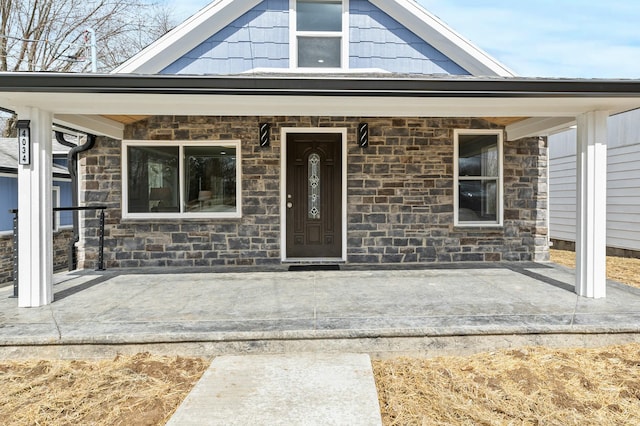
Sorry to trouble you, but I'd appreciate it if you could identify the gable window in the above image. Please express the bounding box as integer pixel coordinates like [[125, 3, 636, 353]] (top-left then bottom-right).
[[293, 0, 346, 68], [454, 130, 503, 226], [122, 140, 241, 219]]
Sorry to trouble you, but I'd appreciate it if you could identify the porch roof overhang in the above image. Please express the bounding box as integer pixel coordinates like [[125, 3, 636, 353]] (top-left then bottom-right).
[[2, 72, 640, 139]]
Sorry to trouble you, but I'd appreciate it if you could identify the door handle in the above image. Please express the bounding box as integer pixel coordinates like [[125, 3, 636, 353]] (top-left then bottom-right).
[[287, 202, 293, 209]]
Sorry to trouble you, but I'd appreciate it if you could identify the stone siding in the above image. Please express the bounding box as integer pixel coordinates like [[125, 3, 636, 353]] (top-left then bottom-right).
[[78, 116, 548, 269], [0, 234, 14, 285], [0, 229, 74, 286]]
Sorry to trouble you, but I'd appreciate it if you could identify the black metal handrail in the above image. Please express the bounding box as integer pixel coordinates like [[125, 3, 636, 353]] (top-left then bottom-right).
[[9, 205, 107, 298]]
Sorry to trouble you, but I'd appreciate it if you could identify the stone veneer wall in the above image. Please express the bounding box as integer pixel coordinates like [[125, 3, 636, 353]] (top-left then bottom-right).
[[0, 234, 14, 284], [0, 229, 74, 285], [78, 116, 548, 269]]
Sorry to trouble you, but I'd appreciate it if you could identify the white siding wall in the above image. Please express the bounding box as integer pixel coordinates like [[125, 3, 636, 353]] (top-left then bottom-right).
[[549, 109, 640, 251]]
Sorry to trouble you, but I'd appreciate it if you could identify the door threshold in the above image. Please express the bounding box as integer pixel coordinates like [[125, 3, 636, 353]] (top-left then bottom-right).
[[288, 264, 341, 271], [282, 258, 346, 264]]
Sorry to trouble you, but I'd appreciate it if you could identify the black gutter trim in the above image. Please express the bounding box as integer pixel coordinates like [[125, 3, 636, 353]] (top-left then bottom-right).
[[0, 73, 640, 97]]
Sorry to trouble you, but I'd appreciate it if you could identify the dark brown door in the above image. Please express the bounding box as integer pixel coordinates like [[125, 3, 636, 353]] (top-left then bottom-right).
[[286, 133, 342, 258]]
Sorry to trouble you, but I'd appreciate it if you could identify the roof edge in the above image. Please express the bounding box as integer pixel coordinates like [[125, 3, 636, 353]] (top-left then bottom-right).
[[369, 0, 515, 77], [112, 0, 262, 74], [2, 73, 640, 97]]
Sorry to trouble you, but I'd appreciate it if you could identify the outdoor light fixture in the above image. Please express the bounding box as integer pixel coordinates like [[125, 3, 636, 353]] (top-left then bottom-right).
[[358, 122, 369, 148], [16, 120, 31, 165], [259, 123, 270, 147]]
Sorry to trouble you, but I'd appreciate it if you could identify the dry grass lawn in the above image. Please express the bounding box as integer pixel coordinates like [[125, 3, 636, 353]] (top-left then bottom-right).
[[374, 343, 640, 425], [2, 252, 640, 425], [0, 353, 207, 425]]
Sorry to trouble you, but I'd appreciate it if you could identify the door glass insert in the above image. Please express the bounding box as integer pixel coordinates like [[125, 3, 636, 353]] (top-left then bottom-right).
[[308, 153, 320, 219]]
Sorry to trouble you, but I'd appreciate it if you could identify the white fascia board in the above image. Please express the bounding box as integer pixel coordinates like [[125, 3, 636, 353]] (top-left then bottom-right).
[[113, 0, 263, 74], [54, 114, 124, 140], [506, 117, 577, 140], [369, 0, 515, 77]]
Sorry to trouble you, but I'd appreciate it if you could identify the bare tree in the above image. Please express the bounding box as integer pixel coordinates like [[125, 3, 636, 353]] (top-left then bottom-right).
[[0, 0, 177, 73], [0, 0, 178, 135]]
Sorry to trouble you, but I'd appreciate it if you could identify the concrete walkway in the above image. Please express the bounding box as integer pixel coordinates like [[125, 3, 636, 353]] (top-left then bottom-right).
[[2, 262, 640, 359], [167, 353, 382, 426]]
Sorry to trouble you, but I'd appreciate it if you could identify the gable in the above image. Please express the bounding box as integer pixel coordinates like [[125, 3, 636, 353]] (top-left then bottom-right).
[[115, 0, 513, 77], [160, 0, 469, 75]]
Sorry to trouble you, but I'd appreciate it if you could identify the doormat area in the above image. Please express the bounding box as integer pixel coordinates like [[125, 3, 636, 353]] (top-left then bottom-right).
[[288, 264, 341, 271]]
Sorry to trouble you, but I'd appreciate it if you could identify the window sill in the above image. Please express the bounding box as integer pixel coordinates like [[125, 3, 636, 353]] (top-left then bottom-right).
[[122, 212, 242, 221], [454, 223, 504, 230]]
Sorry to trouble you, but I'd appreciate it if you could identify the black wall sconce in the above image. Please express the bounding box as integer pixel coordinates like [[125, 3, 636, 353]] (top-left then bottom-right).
[[259, 122, 270, 147], [358, 122, 368, 148]]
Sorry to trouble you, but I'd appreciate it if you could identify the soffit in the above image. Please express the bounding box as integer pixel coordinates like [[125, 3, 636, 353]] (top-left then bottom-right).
[[483, 117, 528, 127], [102, 115, 150, 124]]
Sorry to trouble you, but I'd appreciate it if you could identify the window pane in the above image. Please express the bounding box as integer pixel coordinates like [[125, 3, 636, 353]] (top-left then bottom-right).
[[298, 37, 341, 67], [458, 180, 498, 222], [184, 146, 237, 213], [308, 153, 320, 219], [297, 0, 342, 31], [127, 146, 179, 213], [458, 134, 499, 177]]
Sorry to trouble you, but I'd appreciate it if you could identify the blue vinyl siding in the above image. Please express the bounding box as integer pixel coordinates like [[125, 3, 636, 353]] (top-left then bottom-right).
[[161, 0, 289, 74], [0, 177, 74, 232], [0, 176, 18, 232], [349, 0, 469, 74]]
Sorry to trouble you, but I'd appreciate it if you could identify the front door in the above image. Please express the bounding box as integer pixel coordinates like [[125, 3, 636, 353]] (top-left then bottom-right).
[[286, 133, 342, 258]]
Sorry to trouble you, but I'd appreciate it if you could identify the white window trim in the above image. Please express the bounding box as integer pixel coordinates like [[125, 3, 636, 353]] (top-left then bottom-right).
[[52, 177, 73, 231], [121, 140, 242, 220], [290, 0, 349, 70], [52, 186, 61, 232], [453, 129, 504, 227]]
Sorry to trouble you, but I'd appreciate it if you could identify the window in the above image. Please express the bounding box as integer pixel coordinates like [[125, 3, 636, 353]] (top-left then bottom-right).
[[122, 141, 241, 219], [454, 130, 503, 226], [52, 180, 74, 231], [293, 0, 346, 68]]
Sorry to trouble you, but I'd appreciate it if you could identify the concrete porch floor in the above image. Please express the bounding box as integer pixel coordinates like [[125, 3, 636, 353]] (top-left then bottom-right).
[[2, 262, 640, 359]]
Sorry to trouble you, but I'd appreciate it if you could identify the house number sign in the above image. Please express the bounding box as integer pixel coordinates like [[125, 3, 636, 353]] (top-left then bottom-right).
[[17, 120, 31, 165]]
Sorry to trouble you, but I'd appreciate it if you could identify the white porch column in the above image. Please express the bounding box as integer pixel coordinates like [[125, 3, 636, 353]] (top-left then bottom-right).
[[575, 111, 608, 298], [17, 107, 54, 307]]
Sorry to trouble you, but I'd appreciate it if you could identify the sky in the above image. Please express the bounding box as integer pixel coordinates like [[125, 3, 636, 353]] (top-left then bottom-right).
[[163, 0, 640, 79]]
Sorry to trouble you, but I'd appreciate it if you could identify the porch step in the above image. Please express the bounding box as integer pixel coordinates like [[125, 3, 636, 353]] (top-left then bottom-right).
[[166, 353, 382, 426]]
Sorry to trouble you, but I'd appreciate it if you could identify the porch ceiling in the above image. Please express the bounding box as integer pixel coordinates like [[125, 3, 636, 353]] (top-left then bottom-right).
[[102, 115, 150, 124], [482, 117, 528, 127]]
